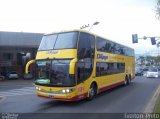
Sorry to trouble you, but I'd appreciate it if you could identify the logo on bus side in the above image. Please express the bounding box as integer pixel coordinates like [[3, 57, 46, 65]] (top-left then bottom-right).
[[46, 50, 59, 54], [97, 54, 108, 60]]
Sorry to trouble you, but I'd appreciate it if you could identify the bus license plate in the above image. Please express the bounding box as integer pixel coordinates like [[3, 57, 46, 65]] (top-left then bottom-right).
[[49, 94, 54, 98]]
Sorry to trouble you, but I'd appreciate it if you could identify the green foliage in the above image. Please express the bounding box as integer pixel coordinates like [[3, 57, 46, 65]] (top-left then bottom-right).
[[137, 56, 145, 66], [137, 55, 160, 66]]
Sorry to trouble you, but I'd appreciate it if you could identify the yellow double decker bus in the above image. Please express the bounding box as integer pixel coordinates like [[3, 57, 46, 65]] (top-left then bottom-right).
[[26, 30, 135, 101]]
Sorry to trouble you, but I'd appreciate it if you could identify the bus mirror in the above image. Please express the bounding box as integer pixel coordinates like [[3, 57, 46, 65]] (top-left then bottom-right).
[[132, 34, 138, 43], [69, 59, 77, 74], [25, 60, 35, 74]]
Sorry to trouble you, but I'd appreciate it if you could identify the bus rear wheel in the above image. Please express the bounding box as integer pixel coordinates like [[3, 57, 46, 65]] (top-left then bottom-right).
[[127, 75, 131, 85], [87, 83, 97, 100], [124, 75, 131, 86], [124, 76, 128, 86]]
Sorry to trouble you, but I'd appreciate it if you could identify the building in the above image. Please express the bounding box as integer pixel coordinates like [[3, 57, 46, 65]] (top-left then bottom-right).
[[0, 31, 43, 78]]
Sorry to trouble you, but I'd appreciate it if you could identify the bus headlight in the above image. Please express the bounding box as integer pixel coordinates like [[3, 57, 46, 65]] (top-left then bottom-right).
[[36, 86, 41, 91], [66, 89, 70, 93], [62, 89, 66, 93], [61, 88, 74, 94], [36, 87, 39, 90], [38, 87, 42, 91]]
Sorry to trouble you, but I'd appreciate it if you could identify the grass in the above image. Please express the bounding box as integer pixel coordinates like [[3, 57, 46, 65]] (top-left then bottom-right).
[[154, 93, 160, 113]]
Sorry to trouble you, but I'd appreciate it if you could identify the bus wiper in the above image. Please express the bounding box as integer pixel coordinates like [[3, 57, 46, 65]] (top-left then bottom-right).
[[56, 61, 67, 64]]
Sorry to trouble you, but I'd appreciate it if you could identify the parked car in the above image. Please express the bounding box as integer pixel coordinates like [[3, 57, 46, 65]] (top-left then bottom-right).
[[7, 71, 19, 79], [24, 72, 33, 79], [146, 68, 159, 78], [135, 68, 143, 76]]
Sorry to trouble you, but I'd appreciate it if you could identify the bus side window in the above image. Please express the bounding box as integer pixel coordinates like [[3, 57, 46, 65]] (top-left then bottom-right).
[[96, 63, 100, 76], [78, 33, 90, 60], [77, 32, 95, 83]]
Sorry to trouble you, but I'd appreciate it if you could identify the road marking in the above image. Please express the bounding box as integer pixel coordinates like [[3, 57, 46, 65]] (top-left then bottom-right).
[[0, 87, 35, 97]]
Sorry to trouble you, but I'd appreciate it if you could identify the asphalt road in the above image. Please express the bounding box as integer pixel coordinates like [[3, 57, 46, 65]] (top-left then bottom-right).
[[0, 76, 160, 114]]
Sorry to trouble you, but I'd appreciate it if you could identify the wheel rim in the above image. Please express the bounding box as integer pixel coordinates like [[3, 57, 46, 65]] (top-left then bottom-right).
[[89, 86, 95, 97]]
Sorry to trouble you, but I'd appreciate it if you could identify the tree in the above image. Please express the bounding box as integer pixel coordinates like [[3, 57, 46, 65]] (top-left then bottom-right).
[[156, 0, 160, 19], [154, 56, 160, 66], [137, 55, 160, 67], [145, 56, 153, 66], [137, 56, 145, 66]]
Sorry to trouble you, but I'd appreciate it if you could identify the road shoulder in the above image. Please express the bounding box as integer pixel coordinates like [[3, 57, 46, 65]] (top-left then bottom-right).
[[144, 85, 160, 113]]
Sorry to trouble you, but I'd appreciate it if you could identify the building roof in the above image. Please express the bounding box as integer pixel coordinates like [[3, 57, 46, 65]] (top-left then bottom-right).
[[0, 31, 43, 48]]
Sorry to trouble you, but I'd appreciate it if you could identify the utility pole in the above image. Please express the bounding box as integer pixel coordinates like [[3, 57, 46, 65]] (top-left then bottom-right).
[[157, 42, 160, 56]]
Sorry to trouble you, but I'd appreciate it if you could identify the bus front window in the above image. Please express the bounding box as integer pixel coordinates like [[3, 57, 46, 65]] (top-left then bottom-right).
[[38, 32, 78, 51], [36, 60, 76, 87], [36, 60, 51, 79]]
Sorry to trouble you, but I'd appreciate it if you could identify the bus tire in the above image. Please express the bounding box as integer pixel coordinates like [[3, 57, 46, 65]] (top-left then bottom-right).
[[87, 83, 97, 101], [127, 75, 131, 85], [124, 76, 128, 86]]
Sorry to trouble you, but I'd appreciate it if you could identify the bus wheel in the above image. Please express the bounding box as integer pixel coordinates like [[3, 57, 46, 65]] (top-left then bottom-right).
[[124, 76, 128, 86], [87, 83, 97, 100], [127, 75, 131, 85]]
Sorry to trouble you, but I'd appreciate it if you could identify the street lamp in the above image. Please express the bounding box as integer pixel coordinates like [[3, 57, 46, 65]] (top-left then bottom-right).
[[80, 24, 89, 29], [80, 21, 100, 31], [89, 22, 100, 31]]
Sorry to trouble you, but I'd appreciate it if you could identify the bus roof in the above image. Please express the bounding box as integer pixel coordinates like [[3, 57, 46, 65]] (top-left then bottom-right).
[[44, 29, 134, 51]]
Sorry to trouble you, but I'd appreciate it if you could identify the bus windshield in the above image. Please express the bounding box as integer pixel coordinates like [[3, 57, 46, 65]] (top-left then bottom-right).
[[38, 32, 78, 51], [35, 60, 76, 87]]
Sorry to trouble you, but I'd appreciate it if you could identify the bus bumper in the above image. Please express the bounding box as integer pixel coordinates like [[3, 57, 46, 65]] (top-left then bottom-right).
[[35, 87, 88, 101], [36, 92, 88, 101]]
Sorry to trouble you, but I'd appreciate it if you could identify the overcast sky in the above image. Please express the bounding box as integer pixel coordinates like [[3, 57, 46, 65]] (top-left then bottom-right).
[[0, 0, 160, 55]]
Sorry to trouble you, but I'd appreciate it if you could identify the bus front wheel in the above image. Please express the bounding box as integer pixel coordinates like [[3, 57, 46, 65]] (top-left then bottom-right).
[[87, 83, 97, 100]]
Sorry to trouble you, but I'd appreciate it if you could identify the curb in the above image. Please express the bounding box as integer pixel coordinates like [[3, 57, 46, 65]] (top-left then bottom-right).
[[144, 85, 160, 113]]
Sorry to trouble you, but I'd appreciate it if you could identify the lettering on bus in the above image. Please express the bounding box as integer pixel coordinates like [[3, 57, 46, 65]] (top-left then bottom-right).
[[78, 87, 84, 92], [97, 54, 108, 60], [46, 50, 59, 54]]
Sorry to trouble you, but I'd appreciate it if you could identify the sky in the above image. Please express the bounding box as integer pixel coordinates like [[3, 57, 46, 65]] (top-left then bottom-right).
[[0, 0, 160, 55]]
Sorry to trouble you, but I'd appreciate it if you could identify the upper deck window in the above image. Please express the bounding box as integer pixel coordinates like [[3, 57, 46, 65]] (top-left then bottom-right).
[[38, 34, 57, 51], [38, 32, 78, 51], [96, 37, 134, 57]]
